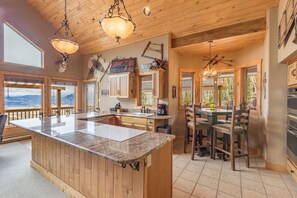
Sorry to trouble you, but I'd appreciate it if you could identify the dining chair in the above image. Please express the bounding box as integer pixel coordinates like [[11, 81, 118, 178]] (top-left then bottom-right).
[[0, 115, 8, 143], [212, 106, 250, 170], [184, 104, 211, 159]]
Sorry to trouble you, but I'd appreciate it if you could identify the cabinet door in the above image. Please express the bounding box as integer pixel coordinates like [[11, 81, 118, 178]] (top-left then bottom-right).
[[109, 76, 118, 97], [118, 74, 129, 98], [152, 71, 159, 98]]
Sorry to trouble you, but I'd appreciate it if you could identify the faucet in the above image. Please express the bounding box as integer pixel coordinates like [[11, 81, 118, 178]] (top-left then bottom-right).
[[141, 106, 146, 113]]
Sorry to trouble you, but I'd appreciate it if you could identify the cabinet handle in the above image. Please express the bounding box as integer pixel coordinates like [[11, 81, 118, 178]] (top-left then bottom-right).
[[290, 170, 295, 173]]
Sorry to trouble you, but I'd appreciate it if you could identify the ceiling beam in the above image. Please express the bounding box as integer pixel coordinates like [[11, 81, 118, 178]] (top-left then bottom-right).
[[172, 17, 266, 48]]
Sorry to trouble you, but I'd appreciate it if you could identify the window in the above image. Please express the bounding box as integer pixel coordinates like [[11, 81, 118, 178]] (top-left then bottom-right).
[[3, 23, 43, 67], [202, 78, 214, 106], [4, 76, 43, 125], [51, 81, 76, 115], [140, 75, 154, 106], [218, 72, 234, 107], [201, 72, 234, 107], [245, 67, 257, 110], [181, 72, 194, 106]]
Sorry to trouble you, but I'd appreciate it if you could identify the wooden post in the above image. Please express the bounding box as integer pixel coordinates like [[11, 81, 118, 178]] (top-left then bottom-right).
[[57, 89, 61, 116]]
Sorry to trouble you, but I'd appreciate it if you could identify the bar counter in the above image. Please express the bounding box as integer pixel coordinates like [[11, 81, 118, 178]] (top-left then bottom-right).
[[10, 113, 175, 198]]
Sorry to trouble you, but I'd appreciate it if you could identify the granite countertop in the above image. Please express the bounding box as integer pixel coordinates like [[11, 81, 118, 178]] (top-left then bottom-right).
[[10, 113, 175, 165], [78, 112, 172, 120]]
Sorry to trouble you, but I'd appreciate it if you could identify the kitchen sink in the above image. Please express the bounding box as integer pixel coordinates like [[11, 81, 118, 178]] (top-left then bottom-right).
[[122, 112, 155, 117]]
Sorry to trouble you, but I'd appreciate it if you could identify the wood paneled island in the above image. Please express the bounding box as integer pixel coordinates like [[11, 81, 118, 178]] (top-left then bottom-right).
[[10, 113, 175, 198]]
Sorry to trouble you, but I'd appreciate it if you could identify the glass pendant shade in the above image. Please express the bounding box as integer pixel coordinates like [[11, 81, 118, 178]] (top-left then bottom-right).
[[51, 38, 79, 54], [100, 15, 135, 41]]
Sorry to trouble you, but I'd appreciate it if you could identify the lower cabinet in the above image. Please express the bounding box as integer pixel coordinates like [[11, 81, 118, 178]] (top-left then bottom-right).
[[118, 116, 167, 132], [287, 159, 297, 182]]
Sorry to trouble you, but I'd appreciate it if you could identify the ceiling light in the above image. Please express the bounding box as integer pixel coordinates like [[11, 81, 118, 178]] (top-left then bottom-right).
[[100, 0, 136, 43], [143, 6, 152, 16], [50, 0, 79, 55]]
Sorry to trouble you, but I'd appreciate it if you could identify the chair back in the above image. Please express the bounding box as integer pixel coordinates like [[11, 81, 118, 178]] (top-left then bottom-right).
[[230, 106, 250, 132], [0, 115, 7, 143], [185, 105, 194, 123]]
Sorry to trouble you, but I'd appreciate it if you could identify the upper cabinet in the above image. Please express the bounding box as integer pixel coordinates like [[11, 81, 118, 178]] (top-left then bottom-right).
[[288, 62, 297, 86], [109, 72, 135, 98], [139, 70, 165, 104]]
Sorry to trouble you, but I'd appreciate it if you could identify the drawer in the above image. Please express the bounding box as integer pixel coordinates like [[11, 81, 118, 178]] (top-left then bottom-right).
[[287, 159, 297, 182], [147, 119, 155, 126], [147, 126, 154, 132], [121, 116, 147, 125]]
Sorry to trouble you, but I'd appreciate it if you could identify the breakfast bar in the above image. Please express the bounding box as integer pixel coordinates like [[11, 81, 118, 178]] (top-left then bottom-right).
[[10, 113, 175, 198]]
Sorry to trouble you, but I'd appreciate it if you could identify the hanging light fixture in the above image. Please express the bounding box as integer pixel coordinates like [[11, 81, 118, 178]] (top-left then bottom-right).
[[50, 0, 79, 57], [99, 0, 136, 43], [202, 41, 220, 79]]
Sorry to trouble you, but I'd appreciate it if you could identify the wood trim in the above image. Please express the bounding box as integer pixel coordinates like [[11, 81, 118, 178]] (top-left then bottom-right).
[[172, 18, 266, 48], [266, 161, 288, 173]]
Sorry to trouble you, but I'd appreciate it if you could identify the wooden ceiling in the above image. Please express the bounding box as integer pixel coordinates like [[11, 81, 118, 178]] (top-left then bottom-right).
[[174, 31, 266, 55], [26, 0, 278, 55]]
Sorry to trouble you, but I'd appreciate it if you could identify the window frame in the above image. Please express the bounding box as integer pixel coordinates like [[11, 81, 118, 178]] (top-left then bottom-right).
[[178, 68, 201, 110], [82, 79, 99, 112], [2, 21, 44, 68], [237, 60, 262, 115]]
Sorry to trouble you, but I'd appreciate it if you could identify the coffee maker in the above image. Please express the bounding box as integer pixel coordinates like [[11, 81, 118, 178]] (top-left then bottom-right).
[[157, 104, 166, 115]]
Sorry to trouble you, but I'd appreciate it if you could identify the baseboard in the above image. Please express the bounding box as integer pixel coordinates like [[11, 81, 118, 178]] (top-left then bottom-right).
[[265, 161, 288, 173], [30, 160, 86, 198], [1, 135, 31, 144]]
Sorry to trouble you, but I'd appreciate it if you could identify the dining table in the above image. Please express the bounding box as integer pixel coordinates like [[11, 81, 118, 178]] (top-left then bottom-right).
[[197, 108, 232, 159]]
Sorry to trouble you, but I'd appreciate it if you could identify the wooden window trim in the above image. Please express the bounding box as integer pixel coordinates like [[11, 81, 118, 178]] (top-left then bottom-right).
[[178, 68, 201, 110], [236, 59, 262, 115]]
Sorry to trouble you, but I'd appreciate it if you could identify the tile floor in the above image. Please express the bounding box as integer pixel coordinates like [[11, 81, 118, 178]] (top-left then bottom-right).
[[171, 151, 297, 198]]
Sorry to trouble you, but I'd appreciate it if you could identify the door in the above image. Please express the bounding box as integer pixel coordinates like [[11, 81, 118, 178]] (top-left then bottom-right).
[[85, 82, 96, 112]]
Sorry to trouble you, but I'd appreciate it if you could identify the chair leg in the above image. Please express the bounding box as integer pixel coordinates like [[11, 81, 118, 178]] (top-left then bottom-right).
[[230, 133, 235, 171], [237, 134, 241, 154], [212, 129, 216, 160], [191, 129, 197, 160], [245, 132, 250, 168], [184, 126, 188, 153]]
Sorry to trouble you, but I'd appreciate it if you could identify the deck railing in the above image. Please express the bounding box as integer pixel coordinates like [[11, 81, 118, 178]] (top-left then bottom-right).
[[5, 106, 75, 126]]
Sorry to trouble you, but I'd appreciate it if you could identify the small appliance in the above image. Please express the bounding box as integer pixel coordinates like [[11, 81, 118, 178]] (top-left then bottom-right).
[[157, 104, 166, 115]]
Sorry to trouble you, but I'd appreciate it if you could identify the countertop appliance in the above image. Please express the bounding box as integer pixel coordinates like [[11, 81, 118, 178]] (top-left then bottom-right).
[[157, 104, 166, 115]]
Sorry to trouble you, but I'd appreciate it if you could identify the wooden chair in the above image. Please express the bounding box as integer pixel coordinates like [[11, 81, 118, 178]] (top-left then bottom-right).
[[212, 106, 250, 170], [0, 115, 8, 143], [184, 104, 211, 159]]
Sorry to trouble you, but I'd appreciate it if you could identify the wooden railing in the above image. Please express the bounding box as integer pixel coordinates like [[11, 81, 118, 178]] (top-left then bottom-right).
[[5, 106, 75, 126]]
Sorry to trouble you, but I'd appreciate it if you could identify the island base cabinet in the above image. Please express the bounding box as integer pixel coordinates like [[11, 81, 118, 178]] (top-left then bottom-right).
[[31, 133, 172, 198]]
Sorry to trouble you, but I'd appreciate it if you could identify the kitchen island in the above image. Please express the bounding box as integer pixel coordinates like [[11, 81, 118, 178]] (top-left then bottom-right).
[[10, 113, 175, 198]]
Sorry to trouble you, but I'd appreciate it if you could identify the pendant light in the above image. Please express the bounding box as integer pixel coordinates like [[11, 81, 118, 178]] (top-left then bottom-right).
[[50, 0, 79, 56], [202, 41, 219, 79], [99, 0, 136, 43]]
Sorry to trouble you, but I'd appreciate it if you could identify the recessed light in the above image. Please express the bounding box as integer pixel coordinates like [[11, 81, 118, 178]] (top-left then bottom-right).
[[143, 6, 152, 16]]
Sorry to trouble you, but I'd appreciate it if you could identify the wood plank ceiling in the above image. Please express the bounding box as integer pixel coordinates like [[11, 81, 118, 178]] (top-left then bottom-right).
[[26, 0, 279, 55]]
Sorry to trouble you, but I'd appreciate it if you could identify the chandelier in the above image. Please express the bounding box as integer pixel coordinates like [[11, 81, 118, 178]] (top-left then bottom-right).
[[50, 0, 79, 57], [100, 0, 136, 43]]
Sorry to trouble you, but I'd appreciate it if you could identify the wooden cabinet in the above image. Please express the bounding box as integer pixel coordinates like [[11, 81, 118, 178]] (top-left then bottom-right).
[[139, 70, 165, 100], [118, 116, 168, 132], [288, 62, 297, 86], [287, 159, 297, 182], [109, 72, 135, 98]]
